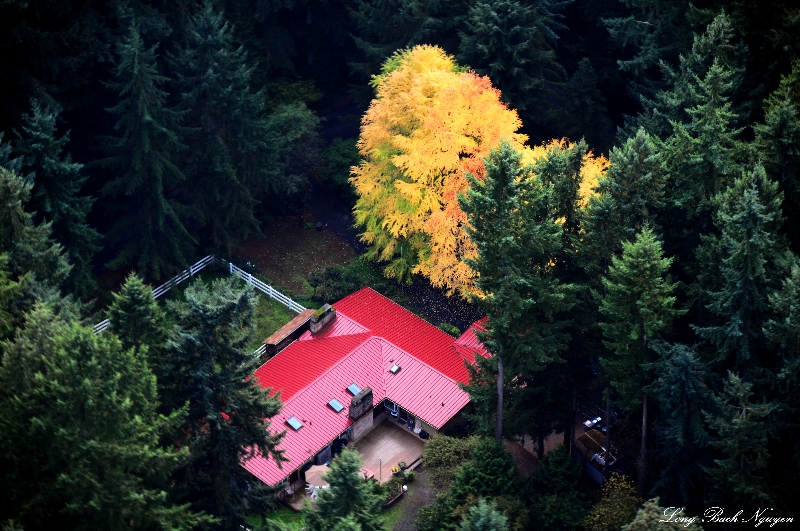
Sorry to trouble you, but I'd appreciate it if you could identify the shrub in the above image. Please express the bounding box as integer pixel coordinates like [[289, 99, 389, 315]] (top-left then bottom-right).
[[423, 435, 481, 489], [322, 137, 360, 199], [309, 266, 363, 303], [439, 322, 461, 337], [583, 473, 641, 531]]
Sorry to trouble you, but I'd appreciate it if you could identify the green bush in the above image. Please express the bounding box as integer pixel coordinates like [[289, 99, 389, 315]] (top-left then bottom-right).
[[439, 323, 461, 337], [423, 435, 481, 490], [309, 266, 363, 303], [322, 137, 360, 198]]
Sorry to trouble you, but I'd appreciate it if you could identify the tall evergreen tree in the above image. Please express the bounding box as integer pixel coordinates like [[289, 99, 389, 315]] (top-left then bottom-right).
[[695, 165, 787, 374], [171, 0, 262, 253], [107, 273, 173, 403], [349, 0, 471, 82], [559, 58, 613, 151], [101, 21, 195, 281], [12, 99, 100, 296], [646, 342, 711, 509], [0, 254, 26, 343], [597, 226, 684, 494], [527, 445, 588, 530], [0, 167, 71, 285], [459, 140, 571, 440], [0, 305, 206, 531], [303, 449, 384, 531], [457, 0, 570, 137], [702, 372, 778, 511], [167, 276, 284, 530], [755, 60, 800, 249]]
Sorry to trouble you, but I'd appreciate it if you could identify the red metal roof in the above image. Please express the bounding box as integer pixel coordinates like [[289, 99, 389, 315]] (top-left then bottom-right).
[[452, 317, 490, 365], [333, 288, 472, 383], [244, 288, 485, 485]]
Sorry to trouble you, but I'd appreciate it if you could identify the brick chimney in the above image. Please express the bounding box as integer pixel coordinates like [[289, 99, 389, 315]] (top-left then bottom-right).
[[348, 387, 373, 420]]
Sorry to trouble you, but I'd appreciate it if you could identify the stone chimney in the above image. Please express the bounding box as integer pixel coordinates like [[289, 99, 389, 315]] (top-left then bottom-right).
[[310, 304, 336, 334], [348, 387, 373, 420]]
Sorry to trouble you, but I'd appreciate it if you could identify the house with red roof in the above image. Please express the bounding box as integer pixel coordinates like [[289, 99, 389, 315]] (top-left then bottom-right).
[[242, 287, 488, 487]]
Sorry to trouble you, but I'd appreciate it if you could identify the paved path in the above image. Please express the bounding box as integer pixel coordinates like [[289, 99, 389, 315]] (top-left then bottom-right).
[[391, 465, 435, 531]]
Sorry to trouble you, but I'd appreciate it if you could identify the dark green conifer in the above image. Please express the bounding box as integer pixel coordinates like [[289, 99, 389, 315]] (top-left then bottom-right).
[[647, 342, 711, 508], [459, 140, 571, 440], [303, 449, 384, 531], [167, 276, 284, 529], [171, 0, 262, 253], [13, 99, 100, 296], [101, 21, 195, 281], [702, 372, 778, 511], [459, 498, 508, 531], [457, 0, 570, 134], [755, 60, 800, 249], [0, 167, 71, 285], [0, 305, 206, 531], [695, 165, 787, 374], [597, 226, 684, 494]]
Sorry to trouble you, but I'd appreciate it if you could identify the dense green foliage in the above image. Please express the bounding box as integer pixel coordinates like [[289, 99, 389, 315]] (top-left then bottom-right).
[[302, 449, 384, 531]]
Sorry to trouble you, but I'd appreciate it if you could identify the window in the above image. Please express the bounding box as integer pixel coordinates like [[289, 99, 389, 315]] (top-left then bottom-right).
[[390, 364, 401, 374], [347, 383, 361, 395], [328, 398, 345, 412], [286, 416, 303, 430]]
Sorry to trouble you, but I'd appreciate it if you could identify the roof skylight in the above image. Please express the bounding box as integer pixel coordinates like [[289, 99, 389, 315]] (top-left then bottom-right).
[[347, 383, 361, 395], [286, 416, 303, 430], [328, 398, 345, 412], [390, 364, 401, 374]]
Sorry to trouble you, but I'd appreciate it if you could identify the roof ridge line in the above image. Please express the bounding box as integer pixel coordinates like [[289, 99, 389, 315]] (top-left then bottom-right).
[[275, 333, 378, 407], [376, 336, 463, 386]]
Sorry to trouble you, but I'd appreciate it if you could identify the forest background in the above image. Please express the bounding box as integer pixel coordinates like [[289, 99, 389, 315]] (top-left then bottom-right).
[[2, 0, 800, 530]]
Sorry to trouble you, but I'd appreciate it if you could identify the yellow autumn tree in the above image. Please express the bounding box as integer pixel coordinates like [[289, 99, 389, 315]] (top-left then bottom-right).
[[352, 45, 608, 297]]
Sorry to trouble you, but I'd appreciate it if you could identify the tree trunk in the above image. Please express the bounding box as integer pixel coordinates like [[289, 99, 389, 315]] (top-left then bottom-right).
[[495, 356, 504, 441], [604, 386, 611, 479], [639, 392, 648, 496]]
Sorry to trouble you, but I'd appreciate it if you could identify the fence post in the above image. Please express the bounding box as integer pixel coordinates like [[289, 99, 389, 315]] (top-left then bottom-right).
[[229, 262, 232, 275], [268, 285, 273, 299], [248, 273, 253, 285]]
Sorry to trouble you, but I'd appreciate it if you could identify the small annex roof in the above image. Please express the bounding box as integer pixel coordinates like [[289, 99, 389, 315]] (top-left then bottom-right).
[[243, 288, 487, 486], [452, 317, 490, 365]]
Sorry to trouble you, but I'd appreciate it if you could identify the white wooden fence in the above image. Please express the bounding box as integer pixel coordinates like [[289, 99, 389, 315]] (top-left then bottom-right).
[[93, 255, 306, 357]]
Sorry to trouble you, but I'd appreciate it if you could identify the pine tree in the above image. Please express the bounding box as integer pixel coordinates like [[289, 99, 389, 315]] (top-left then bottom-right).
[[459, 498, 508, 531], [107, 273, 172, 403], [600, 128, 666, 237], [0, 305, 206, 531], [621, 498, 704, 530], [755, 60, 800, 249], [13, 99, 100, 296], [171, 0, 262, 253], [101, 21, 195, 281], [167, 276, 284, 529], [0, 254, 27, 342], [450, 438, 517, 504], [702, 372, 778, 511], [349, 0, 471, 81], [528, 445, 589, 530], [459, 140, 571, 439], [457, 0, 570, 135], [597, 226, 684, 494], [0, 167, 71, 285], [646, 342, 710, 509], [303, 449, 384, 531], [559, 58, 613, 151], [695, 165, 787, 374]]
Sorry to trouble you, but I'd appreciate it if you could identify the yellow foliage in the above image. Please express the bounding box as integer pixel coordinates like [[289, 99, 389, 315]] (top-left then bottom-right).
[[352, 46, 608, 297], [582, 474, 642, 531], [352, 45, 526, 296]]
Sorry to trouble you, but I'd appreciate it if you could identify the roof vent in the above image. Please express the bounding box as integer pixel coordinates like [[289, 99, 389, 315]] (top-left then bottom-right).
[[347, 383, 361, 395], [328, 398, 345, 412], [286, 416, 303, 430], [390, 364, 401, 374]]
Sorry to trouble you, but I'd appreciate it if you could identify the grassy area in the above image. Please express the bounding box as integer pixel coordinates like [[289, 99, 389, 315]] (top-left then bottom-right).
[[247, 295, 298, 351], [381, 504, 403, 530]]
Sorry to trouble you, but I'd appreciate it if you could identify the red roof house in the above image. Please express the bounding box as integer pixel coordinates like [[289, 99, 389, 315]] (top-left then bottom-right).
[[243, 287, 489, 486]]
